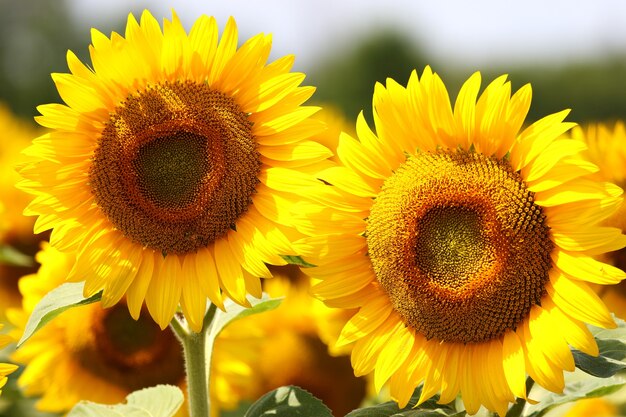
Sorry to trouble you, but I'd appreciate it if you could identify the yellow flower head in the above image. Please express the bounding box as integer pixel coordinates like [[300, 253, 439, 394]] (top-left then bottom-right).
[[9, 243, 256, 415], [8, 244, 185, 412], [0, 104, 45, 316], [214, 267, 367, 417], [0, 325, 18, 396], [572, 121, 626, 319], [17, 10, 329, 330], [298, 67, 626, 416]]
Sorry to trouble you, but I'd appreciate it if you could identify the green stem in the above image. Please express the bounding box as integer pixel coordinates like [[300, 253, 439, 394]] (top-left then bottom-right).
[[170, 303, 218, 417], [505, 377, 536, 417]]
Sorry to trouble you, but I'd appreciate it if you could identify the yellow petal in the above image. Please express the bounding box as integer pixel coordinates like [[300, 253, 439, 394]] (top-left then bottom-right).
[[181, 254, 209, 332], [548, 271, 615, 329], [351, 318, 397, 376], [438, 342, 462, 404], [544, 298, 598, 356], [374, 322, 415, 392], [337, 296, 393, 346], [188, 15, 218, 79], [126, 250, 155, 320], [194, 246, 224, 310], [534, 178, 619, 207], [207, 16, 237, 84], [502, 331, 527, 400], [528, 306, 575, 372], [337, 133, 393, 180], [453, 71, 481, 150], [521, 322, 565, 393], [318, 165, 379, 198], [101, 239, 141, 308], [552, 249, 626, 284], [551, 226, 626, 255], [214, 238, 248, 306], [145, 254, 183, 329]]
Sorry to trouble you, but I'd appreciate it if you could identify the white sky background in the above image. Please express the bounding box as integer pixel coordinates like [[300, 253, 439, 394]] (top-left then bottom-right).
[[67, 0, 626, 72]]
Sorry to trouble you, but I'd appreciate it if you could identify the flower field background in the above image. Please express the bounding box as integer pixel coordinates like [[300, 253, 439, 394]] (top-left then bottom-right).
[[3, 1, 626, 417]]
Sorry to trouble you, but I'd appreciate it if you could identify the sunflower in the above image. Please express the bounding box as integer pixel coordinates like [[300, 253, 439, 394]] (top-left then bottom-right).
[[17, 10, 328, 331], [214, 267, 367, 417], [8, 243, 186, 413], [0, 104, 45, 316], [572, 122, 626, 318], [298, 67, 626, 416], [0, 326, 18, 396], [562, 398, 619, 417], [308, 105, 354, 164]]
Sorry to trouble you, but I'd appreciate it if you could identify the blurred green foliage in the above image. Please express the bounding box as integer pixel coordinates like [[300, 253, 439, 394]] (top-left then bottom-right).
[[2, 1, 626, 126], [310, 31, 429, 122], [309, 28, 626, 127], [0, 0, 133, 120]]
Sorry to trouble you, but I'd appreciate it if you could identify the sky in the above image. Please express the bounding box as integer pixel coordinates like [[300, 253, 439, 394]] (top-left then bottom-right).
[[66, 0, 626, 72]]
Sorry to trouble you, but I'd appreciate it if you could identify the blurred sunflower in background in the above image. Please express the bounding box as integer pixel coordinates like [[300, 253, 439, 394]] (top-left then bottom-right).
[[297, 67, 626, 415], [561, 397, 619, 417], [214, 265, 367, 417], [0, 328, 17, 397], [17, 9, 330, 331], [572, 122, 626, 320], [8, 243, 264, 416], [8, 244, 186, 414], [0, 104, 45, 318], [307, 104, 354, 165]]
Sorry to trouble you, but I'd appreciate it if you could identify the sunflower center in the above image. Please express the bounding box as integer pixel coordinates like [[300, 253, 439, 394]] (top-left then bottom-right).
[[133, 132, 209, 209], [90, 80, 260, 255], [78, 304, 185, 391], [416, 206, 495, 289], [366, 149, 554, 343]]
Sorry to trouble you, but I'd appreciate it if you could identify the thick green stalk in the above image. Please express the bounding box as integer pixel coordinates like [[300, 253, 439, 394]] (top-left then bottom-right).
[[170, 304, 218, 417]]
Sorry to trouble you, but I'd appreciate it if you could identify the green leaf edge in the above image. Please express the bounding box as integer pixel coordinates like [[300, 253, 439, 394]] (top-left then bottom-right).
[[17, 282, 102, 348], [280, 254, 316, 268], [66, 384, 184, 417], [208, 295, 283, 343], [244, 385, 333, 417]]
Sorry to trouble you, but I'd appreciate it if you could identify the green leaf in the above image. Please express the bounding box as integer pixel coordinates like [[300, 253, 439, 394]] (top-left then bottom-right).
[[0, 244, 34, 267], [589, 315, 626, 341], [207, 295, 283, 342], [67, 385, 183, 417], [17, 282, 102, 348], [573, 337, 626, 378], [346, 387, 462, 417], [280, 254, 316, 268], [124, 385, 184, 417], [525, 375, 625, 417], [572, 317, 626, 377], [244, 386, 333, 417], [593, 338, 626, 361], [67, 403, 125, 417], [572, 348, 626, 378]]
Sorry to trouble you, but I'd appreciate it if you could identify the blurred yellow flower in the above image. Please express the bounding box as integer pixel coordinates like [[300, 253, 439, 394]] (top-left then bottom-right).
[[562, 397, 618, 417], [573, 122, 626, 319], [9, 244, 185, 413], [0, 325, 18, 396], [299, 67, 626, 415], [0, 104, 45, 317], [17, 10, 328, 331], [213, 266, 367, 417]]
